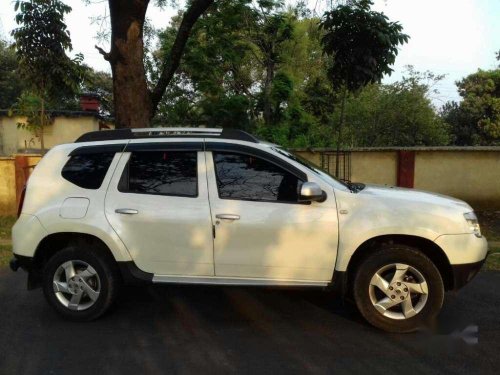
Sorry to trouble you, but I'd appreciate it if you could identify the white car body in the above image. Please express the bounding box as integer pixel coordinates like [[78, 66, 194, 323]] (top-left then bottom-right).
[[12, 129, 488, 291]]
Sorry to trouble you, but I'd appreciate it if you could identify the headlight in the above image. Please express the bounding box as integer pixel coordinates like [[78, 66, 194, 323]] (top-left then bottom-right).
[[464, 212, 481, 237]]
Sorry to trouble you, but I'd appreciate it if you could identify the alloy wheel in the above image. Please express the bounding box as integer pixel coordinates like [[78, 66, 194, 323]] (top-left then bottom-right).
[[52, 260, 101, 311], [368, 263, 429, 320]]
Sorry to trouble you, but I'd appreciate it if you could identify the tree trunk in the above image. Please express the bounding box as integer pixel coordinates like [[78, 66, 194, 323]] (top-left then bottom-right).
[[98, 0, 214, 128], [107, 0, 152, 129], [263, 58, 275, 126], [40, 95, 45, 153], [335, 85, 347, 177]]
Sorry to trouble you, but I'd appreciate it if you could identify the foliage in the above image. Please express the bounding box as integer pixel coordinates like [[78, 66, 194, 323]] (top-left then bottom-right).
[[152, 1, 455, 148], [338, 71, 449, 147], [456, 69, 500, 143], [5, 0, 486, 149], [80, 67, 114, 115], [11, 0, 84, 101], [440, 101, 480, 145], [319, 0, 409, 175], [10, 92, 53, 136], [154, 0, 257, 126], [320, 0, 409, 91], [442, 67, 500, 145], [11, 0, 84, 150], [0, 40, 24, 109]]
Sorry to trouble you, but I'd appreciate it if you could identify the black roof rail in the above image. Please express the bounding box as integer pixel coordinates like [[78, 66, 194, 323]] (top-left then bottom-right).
[[75, 127, 259, 143]]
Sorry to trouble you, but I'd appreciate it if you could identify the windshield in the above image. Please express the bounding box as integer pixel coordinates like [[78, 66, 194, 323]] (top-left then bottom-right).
[[271, 147, 350, 189]]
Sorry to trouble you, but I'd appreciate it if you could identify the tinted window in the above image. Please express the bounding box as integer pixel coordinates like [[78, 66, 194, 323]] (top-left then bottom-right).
[[213, 152, 301, 202], [62, 153, 115, 189], [119, 151, 197, 197]]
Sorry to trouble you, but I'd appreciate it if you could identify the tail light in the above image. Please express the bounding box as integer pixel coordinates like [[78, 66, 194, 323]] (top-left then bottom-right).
[[17, 186, 26, 218]]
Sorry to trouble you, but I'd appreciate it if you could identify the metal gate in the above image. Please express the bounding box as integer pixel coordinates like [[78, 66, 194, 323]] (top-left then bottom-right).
[[320, 151, 351, 182]]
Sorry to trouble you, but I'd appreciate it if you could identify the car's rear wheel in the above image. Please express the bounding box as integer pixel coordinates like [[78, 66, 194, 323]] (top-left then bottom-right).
[[42, 245, 120, 321], [353, 244, 444, 333]]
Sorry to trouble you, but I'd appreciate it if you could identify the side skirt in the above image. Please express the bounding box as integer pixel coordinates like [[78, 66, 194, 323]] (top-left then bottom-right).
[[152, 275, 329, 287]]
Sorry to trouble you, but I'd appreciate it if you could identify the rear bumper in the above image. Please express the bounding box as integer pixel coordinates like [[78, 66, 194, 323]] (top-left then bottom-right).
[[9, 258, 20, 272], [10, 254, 34, 273], [451, 255, 488, 291], [10, 254, 40, 289]]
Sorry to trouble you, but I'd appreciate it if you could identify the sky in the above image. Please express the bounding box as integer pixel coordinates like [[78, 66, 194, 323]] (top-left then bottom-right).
[[0, 0, 499, 107]]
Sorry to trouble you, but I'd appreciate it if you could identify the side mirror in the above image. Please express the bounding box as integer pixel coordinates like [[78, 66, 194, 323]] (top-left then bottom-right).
[[299, 182, 326, 203]]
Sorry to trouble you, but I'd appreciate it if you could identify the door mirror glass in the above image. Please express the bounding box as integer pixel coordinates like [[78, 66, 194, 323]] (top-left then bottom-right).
[[299, 182, 326, 202]]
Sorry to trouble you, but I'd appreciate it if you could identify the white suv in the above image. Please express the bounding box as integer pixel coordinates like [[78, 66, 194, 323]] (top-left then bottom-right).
[[10, 128, 488, 332]]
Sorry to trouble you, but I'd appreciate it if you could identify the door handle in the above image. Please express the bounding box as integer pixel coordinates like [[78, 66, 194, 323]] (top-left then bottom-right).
[[215, 214, 240, 221], [115, 208, 139, 215]]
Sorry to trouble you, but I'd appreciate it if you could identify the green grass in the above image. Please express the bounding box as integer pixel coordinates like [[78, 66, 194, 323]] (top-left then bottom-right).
[[0, 216, 16, 241], [485, 246, 500, 271], [477, 211, 500, 242], [0, 244, 12, 267], [0, 216, 15, 267]]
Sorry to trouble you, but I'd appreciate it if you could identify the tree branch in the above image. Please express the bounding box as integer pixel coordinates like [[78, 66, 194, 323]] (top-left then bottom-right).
[[95, 45, 112, 61], [150, 0, 214, 116]]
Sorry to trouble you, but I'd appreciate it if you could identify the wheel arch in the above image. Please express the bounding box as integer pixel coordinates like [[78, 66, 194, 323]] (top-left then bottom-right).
[[345, 234, 454, 291], [33, 232, 117, 269]]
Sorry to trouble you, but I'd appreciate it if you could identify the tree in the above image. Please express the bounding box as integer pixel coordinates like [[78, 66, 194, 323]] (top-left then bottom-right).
[[0, 39, 24, 109], [320, 0, 409, 174], [11, 0, 84, 151], [249, 7, 295, 126], [150, 1, 431, 149], [81, 68, 114, 115], [440, 102, 479, 145], [95, 0, 215, 128], [10, 92, 52, 146], [153, 0, 256, 127], [456, 69, 500, 143], [339, 70, 449, 147], [154, 0, 301, 130]]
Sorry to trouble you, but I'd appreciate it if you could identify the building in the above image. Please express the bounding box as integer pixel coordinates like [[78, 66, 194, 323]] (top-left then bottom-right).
[[0, 94, 114, 156]]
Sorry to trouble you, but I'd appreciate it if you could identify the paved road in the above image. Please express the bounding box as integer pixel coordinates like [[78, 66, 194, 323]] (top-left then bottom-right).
[[0, 268, 499, 375]]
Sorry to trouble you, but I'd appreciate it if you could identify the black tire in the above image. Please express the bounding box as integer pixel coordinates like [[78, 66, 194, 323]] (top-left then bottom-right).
[[42, 245, 121, 321], [353, 244, 444, 333]]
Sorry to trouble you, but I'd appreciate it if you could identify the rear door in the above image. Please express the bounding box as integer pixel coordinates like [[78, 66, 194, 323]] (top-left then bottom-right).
[[105, 140, 214, 276]]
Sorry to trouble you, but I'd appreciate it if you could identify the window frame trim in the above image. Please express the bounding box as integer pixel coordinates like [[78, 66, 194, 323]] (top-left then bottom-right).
[[69, 144, 127, 156]]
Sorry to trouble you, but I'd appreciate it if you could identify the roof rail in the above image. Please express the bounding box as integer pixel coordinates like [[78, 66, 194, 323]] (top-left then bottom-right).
[[131, 127, 222, 135], [75, 127, 259, 143]]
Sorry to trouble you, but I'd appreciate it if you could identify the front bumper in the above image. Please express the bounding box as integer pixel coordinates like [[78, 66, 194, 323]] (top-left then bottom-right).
[[434, 234, 488, 265], [451, 254, 488, 291]]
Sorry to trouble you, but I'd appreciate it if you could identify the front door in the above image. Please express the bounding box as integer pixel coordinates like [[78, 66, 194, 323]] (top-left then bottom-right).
[[205, 146, 338, 281], [105, 141, 214, 276]]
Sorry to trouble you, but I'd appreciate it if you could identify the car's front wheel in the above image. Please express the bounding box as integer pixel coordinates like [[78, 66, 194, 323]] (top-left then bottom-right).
[[353, 244, 444, 333], [42, 245, 120, 321]]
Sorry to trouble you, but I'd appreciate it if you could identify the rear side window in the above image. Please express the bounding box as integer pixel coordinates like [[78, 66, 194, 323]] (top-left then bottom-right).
[[62, 153, 115, 189], [119, 151, 198, 197]]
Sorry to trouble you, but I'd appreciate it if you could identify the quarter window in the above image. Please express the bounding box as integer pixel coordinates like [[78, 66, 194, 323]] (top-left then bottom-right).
[[119, 151, 198, 197], [213, 152, 302, 203], [62, 153, 115, 189]]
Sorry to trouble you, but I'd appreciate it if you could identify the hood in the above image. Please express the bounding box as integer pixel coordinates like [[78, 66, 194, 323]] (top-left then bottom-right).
[[358, 184, 472, 212]]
